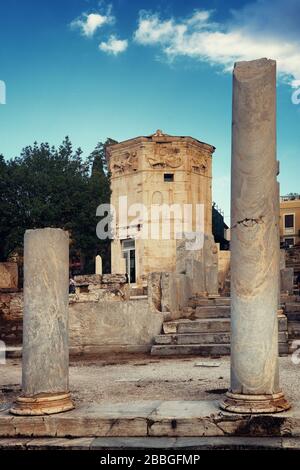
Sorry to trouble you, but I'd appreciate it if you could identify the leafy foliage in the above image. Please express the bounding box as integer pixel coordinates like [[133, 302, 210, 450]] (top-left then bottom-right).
[[0, 137, 112, 273]]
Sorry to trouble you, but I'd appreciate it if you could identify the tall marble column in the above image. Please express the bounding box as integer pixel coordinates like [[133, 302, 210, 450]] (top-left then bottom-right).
[[220, 59, 290, 413], [10, 228, 74, 415]]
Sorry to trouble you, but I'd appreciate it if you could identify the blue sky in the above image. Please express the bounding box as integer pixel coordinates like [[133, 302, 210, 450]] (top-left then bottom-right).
[[0, 0, 300, 223]]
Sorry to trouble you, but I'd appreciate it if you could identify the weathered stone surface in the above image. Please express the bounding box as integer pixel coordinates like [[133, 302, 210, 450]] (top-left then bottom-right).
[[74, 273, 129, 302], [176, 234, 203, 274], [74, 274, 102, 286], [147, 272, 162, 312], [203, 235, 219, 296], [151, 344, 230, 356], [102, 273, 128, 284], [0, 262, 18, 291], [186, 259, 206, 297], [178, 318, 231, 334], [2, 436, 298, 449], [195, 306, 230, 318], [91, 437, 178, 449], [69, 299, 163, 354], [280, 249, 286, 270], [154, 332, 231, 345], [161, 272, 191, 313], [1, 401, 299, 438], [281, 268, 294, 295], [148, 401, 224, 437], [229, 59, 283, 398], [0, 292, 23, 345], [218, 250, 231, 294], [21, 228, 70, 397], [26, 437, 94, 449], [175, 233, 219, 297]]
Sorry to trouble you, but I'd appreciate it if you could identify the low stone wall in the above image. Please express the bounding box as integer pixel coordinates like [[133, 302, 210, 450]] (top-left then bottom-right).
[[73, 273, 130, 302], [0, 274, 164, 353], [69, 299, 164, 355]]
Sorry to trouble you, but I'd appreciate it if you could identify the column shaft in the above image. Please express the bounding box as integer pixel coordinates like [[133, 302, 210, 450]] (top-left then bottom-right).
[[221, 58, 289, 413], [10, 228, 74, 415]]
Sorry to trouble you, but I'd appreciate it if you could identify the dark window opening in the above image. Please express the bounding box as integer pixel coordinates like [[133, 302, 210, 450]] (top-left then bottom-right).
[[284, 214, 294, 228], [164, 173, 174, 182]]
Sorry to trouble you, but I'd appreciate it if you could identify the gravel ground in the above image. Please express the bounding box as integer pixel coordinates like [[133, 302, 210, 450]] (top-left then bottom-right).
[[1, 355, 299, 409]]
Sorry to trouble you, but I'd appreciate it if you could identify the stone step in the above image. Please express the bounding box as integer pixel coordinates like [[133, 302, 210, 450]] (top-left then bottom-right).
[[285, 303, 300, 313], [151, 344, 231, 356], [1, 400, 299, 439], [194, 306, 231, 318], [155, 332, 231, 345], [1, 436, 300, 450], [285, 312, 300, 321], [188, 297, 230, 308], [151, 342, 289, 357], [163, 319, 231, 334], [288, 321, 300, 339], [155, 331, 288, 345], [163, 317, 288, 335]]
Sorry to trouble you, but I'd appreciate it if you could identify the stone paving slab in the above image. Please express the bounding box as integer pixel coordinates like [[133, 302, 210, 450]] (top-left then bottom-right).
[[1, 400, 300, 439], [1, 436, 300, 449]]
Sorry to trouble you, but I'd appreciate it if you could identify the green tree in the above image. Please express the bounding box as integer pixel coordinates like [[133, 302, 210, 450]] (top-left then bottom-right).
[[0, 137, 112, 273]]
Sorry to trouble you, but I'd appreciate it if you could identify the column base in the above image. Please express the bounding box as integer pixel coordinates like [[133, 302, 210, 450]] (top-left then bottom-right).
[[10, 392, 74, 416], [220, 391, 290, 414]]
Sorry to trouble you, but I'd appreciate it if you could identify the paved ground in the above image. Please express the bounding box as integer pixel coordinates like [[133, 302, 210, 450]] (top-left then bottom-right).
[[1, 436, 300, 450], [1, 354, 300, 409]]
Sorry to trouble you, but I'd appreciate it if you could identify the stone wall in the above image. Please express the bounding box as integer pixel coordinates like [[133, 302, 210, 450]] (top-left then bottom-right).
[[0, 273, 164, 354], [0, 292, 23, 345], [69, 299, 163, 355], [218, 250, 231, 294], [161, 272, 191, 313], [0, 262, 18, 291], [72, 273, 130, 302]]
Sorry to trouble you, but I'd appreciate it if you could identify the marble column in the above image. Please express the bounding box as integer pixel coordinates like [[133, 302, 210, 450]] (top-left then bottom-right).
[[220, 59, 290, 413], [10, 228, 74, 415], [95, 254, 102, 275]]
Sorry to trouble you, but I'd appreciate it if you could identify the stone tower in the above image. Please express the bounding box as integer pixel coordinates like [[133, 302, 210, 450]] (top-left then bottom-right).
[[106, 130, 215, 285]]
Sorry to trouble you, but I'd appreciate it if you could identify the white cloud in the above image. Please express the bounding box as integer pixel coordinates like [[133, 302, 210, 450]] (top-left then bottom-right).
[[99, 35, 128, 55], [71, 11, 114, 37], [134, 3, 300, 83]]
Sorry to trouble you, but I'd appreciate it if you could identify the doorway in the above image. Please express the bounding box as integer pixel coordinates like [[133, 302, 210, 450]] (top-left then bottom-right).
[[121, 239, 136, 284]]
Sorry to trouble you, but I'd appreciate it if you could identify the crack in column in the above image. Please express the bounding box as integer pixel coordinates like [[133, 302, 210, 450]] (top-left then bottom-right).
[[231, 216, 265, 229]]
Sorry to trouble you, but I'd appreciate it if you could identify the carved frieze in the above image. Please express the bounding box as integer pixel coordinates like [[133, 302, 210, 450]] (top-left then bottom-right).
[[110, 151, 138, 175], [190, 149, 209, 174], [147, 145, 183, 169]]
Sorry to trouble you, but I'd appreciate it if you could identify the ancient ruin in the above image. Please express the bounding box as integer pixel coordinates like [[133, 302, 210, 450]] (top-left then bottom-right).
[[107, 131, 215, 284], [0, 57, 300, 451], [220, 59, 290, 413], [10, 228, 74, 415]]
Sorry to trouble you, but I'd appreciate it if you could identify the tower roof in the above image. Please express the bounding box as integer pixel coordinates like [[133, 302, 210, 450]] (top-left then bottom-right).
[[106, 130, 215, 154]]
